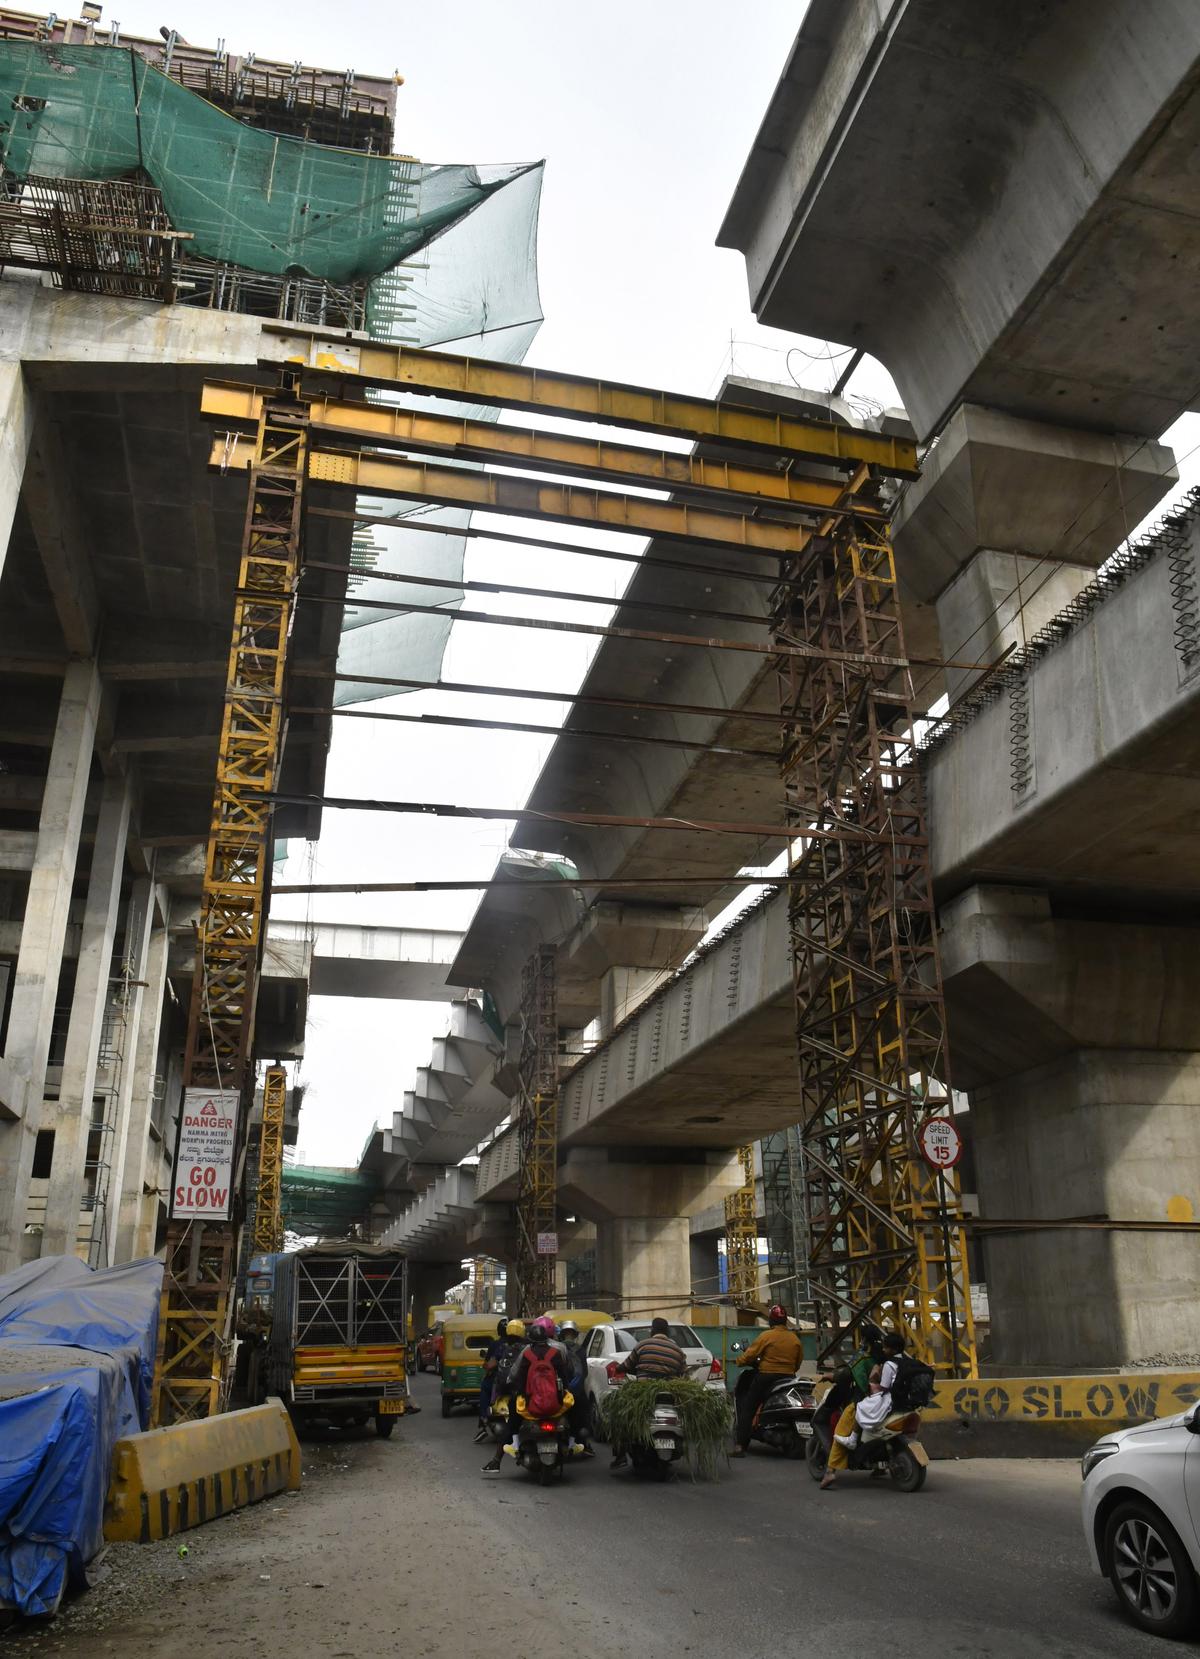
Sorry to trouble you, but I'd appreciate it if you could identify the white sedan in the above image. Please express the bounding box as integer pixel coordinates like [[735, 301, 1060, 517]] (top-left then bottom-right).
[[578, 1320, 725, 1439], [1081, 1400, 1200, 1638]]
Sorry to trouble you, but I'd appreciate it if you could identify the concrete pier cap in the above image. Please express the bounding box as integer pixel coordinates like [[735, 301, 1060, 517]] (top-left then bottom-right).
[[939, 884, 1200, 1370]]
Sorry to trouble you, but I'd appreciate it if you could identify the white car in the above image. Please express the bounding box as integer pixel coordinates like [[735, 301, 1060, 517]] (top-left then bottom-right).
[[1081, 1400, 1200, 1638], [578, 1320, 724, 1439]]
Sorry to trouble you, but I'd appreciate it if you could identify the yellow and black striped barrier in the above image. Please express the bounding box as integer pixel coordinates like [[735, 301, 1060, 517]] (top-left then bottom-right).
[[105, 1398, 301, 1543]]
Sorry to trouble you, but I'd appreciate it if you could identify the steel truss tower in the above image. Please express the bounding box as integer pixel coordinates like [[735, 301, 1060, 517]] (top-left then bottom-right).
[[513, 945, 558, 1316], [152, 385, 309, 1425], [771, 478, 975, 1377]]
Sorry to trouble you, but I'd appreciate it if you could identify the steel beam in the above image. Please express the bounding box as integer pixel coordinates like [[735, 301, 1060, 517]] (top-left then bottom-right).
[[262, 331, 919, 475], [211, 437, 816, 555], [202, 380, 887, 516]]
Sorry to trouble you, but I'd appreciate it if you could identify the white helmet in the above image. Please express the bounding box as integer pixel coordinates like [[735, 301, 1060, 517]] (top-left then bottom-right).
[[559, 1319, 580, 1337]]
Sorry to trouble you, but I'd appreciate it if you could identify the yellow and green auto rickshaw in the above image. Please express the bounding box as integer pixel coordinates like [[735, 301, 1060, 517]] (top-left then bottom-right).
[[440, 1314, 505, 1419]]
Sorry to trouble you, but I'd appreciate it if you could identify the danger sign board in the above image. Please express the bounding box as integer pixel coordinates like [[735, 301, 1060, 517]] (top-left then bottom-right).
[[918, 1116, 963, 1170], [536, 1232, 558, 1256], [170, 1089, 239, 1219]]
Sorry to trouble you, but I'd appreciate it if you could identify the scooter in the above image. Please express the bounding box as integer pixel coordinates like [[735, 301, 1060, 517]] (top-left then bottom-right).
[[512, 1390, 575, 1484], [626, 1391, 687, 1479], [805, 1408, 929, 1492], [735, 1365, 818, 1459], [734, 1363, 818, 1458]]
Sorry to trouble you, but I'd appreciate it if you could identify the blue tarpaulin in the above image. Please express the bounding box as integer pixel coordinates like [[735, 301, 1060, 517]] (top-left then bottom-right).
[[0, 1256, 162, 1618]]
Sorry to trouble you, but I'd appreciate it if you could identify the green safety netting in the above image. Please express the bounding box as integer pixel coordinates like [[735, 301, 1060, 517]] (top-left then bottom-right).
[[0, 43, 537, 281]]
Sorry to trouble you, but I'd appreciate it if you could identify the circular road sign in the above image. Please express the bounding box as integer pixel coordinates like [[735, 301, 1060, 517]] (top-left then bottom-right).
[[918, 1117, 963, 1170]]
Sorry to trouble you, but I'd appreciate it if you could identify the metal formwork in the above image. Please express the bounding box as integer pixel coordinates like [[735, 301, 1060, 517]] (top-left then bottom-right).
[[513, 947, 558, 1317], [153, 387, 308, 1426], [771, 484, 975, 1378], [252, 1066, 288, 1256], [723, 1144, 759, 1306]]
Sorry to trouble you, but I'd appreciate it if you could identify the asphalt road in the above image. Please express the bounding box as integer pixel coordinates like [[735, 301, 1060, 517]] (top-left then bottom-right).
[[9, 1370, 1173, 1658]]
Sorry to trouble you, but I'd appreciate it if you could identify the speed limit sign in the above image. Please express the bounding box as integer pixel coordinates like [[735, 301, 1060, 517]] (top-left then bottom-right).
[[918, 1116, 963, 1170]]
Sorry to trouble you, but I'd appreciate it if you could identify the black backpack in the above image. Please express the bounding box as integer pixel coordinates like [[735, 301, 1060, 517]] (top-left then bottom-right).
[[888, 1353, 936, 1411]]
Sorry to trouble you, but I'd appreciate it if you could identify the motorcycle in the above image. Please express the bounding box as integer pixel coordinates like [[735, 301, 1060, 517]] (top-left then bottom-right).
[[734, 1364, 818, 1459], [626, 1391, 687, 1479], [805, 1407, 929, 1492]]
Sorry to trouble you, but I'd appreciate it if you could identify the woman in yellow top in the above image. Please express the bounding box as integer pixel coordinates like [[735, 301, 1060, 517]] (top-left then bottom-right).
[[732, 1305, 806, 1456]]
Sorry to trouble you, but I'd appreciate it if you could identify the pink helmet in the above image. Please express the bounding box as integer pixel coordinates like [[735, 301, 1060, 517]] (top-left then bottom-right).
[[529, 1316, 555, 1339]]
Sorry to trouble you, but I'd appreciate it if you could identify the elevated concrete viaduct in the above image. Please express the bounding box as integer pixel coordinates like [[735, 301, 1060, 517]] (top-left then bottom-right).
[[422, 3, 1200, 1361]]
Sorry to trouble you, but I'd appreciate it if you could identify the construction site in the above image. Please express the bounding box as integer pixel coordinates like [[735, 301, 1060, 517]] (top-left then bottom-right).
[[0, 2, 1198, 1655]]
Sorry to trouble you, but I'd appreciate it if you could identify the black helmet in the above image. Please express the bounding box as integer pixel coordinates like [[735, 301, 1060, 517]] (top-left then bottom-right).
[[496, 1317, 508, 1337]]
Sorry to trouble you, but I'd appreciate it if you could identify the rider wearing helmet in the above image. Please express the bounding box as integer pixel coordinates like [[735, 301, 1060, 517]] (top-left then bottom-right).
[[557, 1318, 595, 1458], [474, 1317, 510, 1445], [732, 1304, 806, 1457], [481, 1317, 567, 1475]]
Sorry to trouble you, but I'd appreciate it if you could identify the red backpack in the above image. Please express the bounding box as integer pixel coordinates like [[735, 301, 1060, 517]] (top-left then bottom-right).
[[522, 1344, 562, 1417]]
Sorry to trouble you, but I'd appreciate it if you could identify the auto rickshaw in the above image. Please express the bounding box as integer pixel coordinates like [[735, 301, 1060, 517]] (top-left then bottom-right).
[[440, 1314, 505, 1419]]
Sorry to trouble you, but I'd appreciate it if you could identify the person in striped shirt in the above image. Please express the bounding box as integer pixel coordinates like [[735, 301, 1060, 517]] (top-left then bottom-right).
[[610, 1319, 687, 1470]]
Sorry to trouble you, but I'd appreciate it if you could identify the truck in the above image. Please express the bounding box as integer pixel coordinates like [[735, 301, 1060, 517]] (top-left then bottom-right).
[[238, 1242, 409, 1438]]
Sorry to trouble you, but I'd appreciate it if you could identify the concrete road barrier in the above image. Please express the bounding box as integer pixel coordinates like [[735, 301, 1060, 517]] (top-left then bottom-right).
[[923, 1369, 1200, 1458], [105, 1398, 301, 1543]]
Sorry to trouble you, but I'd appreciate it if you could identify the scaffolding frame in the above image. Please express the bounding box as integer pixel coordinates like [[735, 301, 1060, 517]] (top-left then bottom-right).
[[251, 1066, 288, 1256], [723, 1144, 759, 1306], [152, 384, 309, 1426], [512, 946, 558, 1317], [771, 484, 976, 1377]]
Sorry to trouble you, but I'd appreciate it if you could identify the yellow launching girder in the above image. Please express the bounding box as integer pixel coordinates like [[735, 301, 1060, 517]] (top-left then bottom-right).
[[209, 437, 813, 556], [201, 381, 880, 516], [264, 331, 919, 476]]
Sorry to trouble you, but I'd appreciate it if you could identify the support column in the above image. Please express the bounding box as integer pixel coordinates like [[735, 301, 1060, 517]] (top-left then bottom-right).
[[99, 876, 156, 1267], [41, 773, 132, 1258], [115, 900, 170, 1263], [559, 1147, 740, 1317], [941, 885, 1200, 1369], [0, 362, 33, 586], [0, 660, 100, 1272], [598, 966, 663, 1037]]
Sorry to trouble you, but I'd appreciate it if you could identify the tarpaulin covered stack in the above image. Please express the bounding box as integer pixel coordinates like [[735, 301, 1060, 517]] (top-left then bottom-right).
[[0, 1255, 162, 1618]]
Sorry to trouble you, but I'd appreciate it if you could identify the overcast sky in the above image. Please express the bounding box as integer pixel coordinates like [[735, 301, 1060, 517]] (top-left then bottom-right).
[[121, 0, 1200, 1168]]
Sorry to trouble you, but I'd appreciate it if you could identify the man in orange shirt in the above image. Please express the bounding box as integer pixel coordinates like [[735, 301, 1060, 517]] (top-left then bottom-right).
[[732, 1304, 806, 1456]]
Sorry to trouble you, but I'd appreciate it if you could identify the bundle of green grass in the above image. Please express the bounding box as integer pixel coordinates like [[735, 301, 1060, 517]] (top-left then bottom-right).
[[601, 1377, 734, 1479]]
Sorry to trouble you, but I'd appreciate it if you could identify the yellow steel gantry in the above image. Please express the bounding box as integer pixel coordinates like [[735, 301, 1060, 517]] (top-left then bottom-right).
[[251, 1066, 288, 1257], [723, 1144, 759, 1307], [191, 339, 974, 1390], [152, 384, 309, 1427]]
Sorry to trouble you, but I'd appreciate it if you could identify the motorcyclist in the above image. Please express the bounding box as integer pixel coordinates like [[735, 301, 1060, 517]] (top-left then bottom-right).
[[558, 1319, 595, 1458], [474, 1317, 509, 1445], [479, 1318, 526, 1471], [482, 1317, 567, 1475], [819, 1330, 907, 1491], [732, 1304, 805, 1457], [610, 1317, 686, 1470]]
